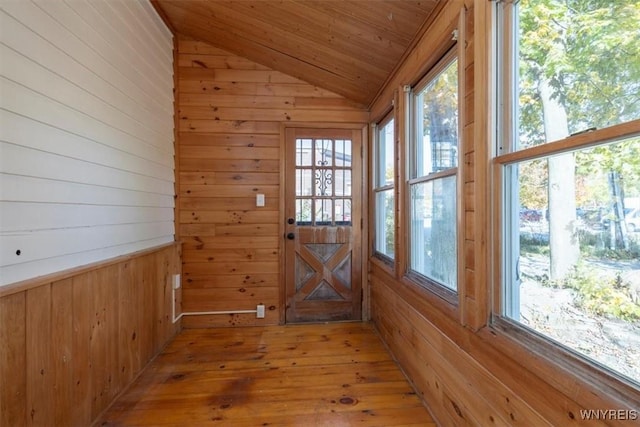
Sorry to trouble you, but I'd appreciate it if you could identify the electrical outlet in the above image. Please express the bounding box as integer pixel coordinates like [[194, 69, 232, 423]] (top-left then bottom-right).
[[256, 304, 265, 318], [173, 274, 181, 290], [256, 193, 265, 207]]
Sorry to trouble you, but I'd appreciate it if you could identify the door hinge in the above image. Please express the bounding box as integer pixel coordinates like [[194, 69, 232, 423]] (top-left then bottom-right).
[[360, 218, 363, 229], [360, 145, 363, 158]]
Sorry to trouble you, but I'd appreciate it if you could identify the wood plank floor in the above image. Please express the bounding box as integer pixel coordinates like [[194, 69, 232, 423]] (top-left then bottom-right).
[[97, 322, 436, 426]]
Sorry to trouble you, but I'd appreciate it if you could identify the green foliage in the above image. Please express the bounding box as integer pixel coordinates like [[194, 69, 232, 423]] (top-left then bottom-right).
[[518, 0, 640, 141], [578, 229, 640, 259], [516, 0, 640, 217], [577, 139, 640, 191], [421, 58, 458, 141], [519, 159, 548, 210], [520, 238, 550, 256], [593, 244, 640, 261], [562, 2, 640, 130], [575, 170, 610, 208], [552, 263, 640, 320]]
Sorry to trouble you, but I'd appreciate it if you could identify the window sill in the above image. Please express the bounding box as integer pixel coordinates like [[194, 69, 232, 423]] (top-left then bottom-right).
[[488, 315, 640, 401], [404, 271, 459, 307], [371, 252, 394, 272]]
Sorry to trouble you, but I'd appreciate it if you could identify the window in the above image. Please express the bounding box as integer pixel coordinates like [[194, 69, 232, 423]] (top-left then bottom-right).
[[498, 0, 640, 385], [373, 116, 395, 260], [295, 137, 352, 226], [408, 49, 459, 293]]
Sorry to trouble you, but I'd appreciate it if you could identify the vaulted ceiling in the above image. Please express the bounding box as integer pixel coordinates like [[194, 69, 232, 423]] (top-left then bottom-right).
[[153, 0, 442, 106]]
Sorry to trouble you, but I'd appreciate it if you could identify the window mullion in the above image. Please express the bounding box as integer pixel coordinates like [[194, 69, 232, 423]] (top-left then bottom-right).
[[408, 168, 458, 185], [496, 119, 640, 165]]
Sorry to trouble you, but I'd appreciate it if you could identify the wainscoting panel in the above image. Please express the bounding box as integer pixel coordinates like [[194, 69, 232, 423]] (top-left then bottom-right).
[[0, 243, 181, 426]]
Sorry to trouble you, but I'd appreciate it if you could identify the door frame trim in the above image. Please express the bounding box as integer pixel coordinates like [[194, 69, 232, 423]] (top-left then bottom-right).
[[279, 123, 369, 324]]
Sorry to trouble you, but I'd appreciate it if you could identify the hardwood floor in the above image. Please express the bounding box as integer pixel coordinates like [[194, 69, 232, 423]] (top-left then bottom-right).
[[97, 322, 436, 426]]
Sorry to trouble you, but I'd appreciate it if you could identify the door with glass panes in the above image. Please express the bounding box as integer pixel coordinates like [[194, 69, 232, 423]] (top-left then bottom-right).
[[284, 128, 362, 323]]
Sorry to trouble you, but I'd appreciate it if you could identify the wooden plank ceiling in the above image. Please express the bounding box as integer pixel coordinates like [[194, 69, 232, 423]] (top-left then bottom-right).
[[154, 0, 441, 106]]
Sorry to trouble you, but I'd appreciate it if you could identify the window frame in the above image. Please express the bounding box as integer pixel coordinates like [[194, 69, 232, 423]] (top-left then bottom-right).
[[493, 0, 640, 391], [405, 47, 462, 303], [372, 111, 396, 265], [292, 137, 354, 227]]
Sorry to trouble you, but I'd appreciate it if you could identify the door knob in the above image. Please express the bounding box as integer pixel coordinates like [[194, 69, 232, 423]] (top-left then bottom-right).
[[286, 233, 295, 240]]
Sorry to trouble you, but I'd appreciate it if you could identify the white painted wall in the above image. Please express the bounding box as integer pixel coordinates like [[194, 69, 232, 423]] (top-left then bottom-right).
[[0, 0, 175, 286]]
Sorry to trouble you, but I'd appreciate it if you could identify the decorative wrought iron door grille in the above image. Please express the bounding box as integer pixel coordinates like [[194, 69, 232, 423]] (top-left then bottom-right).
[[295, 138, 353, 226]]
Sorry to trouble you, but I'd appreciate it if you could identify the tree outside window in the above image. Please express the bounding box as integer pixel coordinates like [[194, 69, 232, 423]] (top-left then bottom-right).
[[499, 0, 640, 385], [409, 51, 459, 293]]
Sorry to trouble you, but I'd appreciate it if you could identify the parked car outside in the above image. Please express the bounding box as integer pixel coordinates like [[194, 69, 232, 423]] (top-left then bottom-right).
[[520, 208, 543, 223], [626, 208, 640, 232], [600, 207, 633, 230]]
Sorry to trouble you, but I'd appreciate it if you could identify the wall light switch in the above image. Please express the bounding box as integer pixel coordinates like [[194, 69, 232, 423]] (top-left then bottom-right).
[[256, 194, 265, 207]]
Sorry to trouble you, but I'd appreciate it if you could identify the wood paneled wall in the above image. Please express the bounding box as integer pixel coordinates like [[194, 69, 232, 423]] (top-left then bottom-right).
[[0, 0, 175, 286], [176, 37, 368, 327], [0, 243, 181, 427], [459, 2, 487, 329], [369, 1, 638, 426], [154, 0, 440, 106], [371, 262, 639, 426]]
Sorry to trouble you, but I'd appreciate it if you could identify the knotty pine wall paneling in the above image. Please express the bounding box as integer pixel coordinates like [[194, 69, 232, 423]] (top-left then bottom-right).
[[368, 1, 639, 426], [0, 243, 181, 427], [177, 37, 369, 327]]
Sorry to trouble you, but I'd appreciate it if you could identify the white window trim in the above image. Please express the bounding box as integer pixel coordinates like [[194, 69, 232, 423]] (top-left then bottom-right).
[[405, 47, 462, 301], [372, 112, 396, 263]]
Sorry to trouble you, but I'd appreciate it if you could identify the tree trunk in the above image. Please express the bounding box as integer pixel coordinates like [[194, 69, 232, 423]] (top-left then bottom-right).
[[608, 170, 629, 250], [538, 79, 580, 280]]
